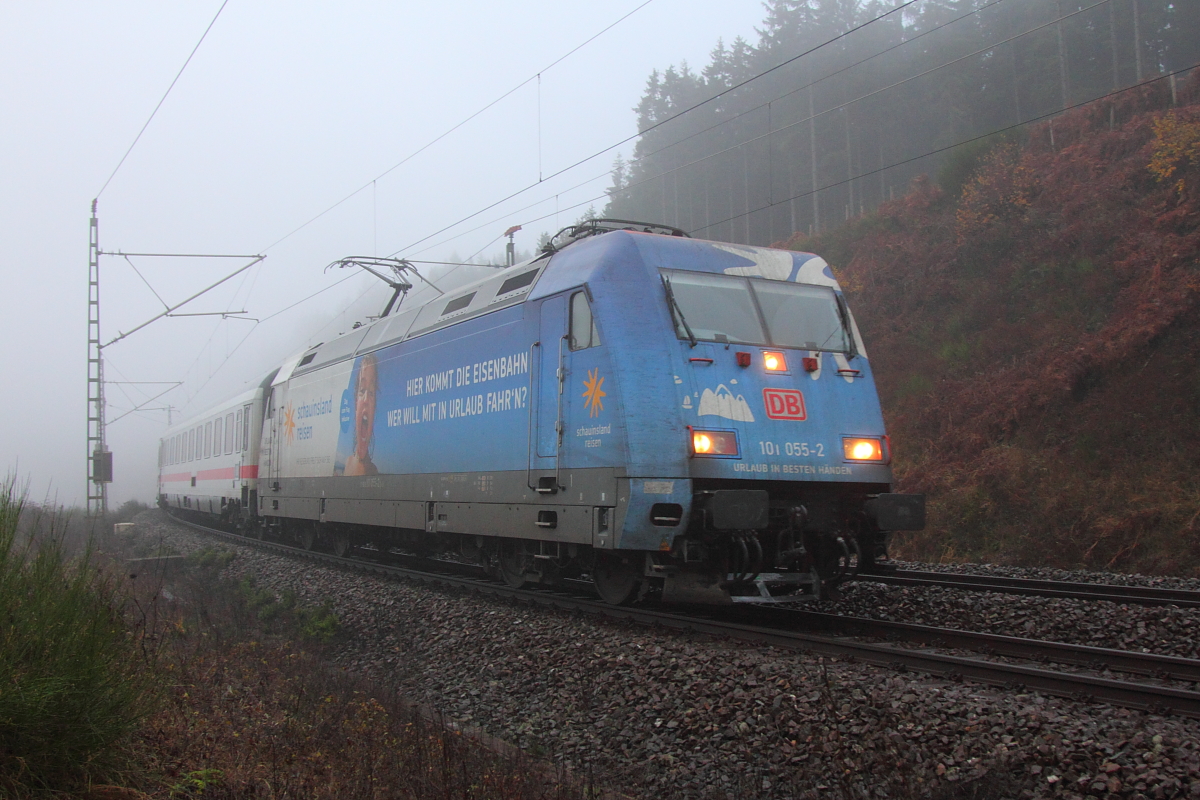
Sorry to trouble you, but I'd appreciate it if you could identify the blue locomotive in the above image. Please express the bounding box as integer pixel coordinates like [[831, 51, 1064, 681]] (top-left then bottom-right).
[[159, 220, 923, 604]]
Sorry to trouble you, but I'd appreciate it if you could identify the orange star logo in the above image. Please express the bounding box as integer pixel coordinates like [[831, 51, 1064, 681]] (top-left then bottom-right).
[[283, 403, 297, 442], [582, 369, 606, 418]]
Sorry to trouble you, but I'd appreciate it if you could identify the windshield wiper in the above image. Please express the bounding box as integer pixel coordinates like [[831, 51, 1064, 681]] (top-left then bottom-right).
[[661, 275, 698, 348], [832, 295, 857, 358]]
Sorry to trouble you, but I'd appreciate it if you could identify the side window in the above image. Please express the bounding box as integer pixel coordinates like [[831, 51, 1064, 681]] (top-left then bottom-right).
[[569, 291, 601, 351], [205, 421, 213, 459], [227, 413, 236, 453], [242, 404, 252, 452], [188, 429, 195, 462], [213, 418, 223, 457]]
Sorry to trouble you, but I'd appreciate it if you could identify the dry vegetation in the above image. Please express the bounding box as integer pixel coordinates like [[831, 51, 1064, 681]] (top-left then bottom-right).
[[780, 75, 1200, 575], [125, 550, 584, 800], [0, 492, 586, 800]]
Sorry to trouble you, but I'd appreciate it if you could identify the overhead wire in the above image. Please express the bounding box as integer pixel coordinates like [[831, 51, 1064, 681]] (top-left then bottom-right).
[[405, 0, 1139, 259], [401, 0, 1013, 259], [258, 0, 660, 255], [386, 0, 923, 258], [545, 0, 1115, 231], [95, 0, 230, 199], [169, 0, 663, 415], [413, 48, 1197, 258]]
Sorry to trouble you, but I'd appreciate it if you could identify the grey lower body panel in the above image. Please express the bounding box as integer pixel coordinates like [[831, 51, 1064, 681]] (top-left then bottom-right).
[[259, 468, 618, 546]]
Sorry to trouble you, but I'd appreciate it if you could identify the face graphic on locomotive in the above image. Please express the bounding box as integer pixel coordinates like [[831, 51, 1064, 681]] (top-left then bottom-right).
[[342, 353, 379, 476]]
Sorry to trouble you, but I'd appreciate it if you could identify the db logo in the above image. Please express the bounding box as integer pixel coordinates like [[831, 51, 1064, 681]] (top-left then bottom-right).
[[763, 388, 807, 421]]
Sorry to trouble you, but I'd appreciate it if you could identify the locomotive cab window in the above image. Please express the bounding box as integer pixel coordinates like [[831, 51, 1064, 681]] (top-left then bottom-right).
[[661, 269, 852, 354], [752, 280, 851, 352], [569, 291, 601, 351], [663, 271, 764, 345]]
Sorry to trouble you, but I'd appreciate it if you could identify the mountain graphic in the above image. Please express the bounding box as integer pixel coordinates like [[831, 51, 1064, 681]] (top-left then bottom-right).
[[697, 384, 755, 422]]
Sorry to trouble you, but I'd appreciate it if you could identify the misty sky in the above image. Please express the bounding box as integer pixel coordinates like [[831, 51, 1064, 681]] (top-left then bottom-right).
[[0, 1, 765, 508]]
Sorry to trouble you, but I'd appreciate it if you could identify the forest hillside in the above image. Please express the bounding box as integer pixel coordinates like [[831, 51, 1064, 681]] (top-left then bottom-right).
[[781, 75, 1200, 574]]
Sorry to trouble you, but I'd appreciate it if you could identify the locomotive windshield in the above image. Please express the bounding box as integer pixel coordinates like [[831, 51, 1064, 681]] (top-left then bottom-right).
[[662, 269, 852, 353]]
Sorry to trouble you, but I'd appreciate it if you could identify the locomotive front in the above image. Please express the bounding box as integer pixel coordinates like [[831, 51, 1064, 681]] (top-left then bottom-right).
[[559, 230, 924, 604]]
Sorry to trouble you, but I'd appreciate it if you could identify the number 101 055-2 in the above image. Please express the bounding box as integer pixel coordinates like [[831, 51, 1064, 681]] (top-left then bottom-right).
[[759, 441, 825, 457]]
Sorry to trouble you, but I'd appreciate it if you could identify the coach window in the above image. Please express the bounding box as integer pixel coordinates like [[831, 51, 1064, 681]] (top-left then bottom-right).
[[225, 413, 235, 453], [214, 418, 223, 457], [204, 422, 211, 458], [242, 400, 252, 450], [569, 291, 601, 351]]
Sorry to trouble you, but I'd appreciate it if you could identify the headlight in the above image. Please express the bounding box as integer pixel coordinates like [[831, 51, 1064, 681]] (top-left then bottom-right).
[[762, 351, 787, 372], [843, 437, 884, 462], [691, 428, 739, 457]]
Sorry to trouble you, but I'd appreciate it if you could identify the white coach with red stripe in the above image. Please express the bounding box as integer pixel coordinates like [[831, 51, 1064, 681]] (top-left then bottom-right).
[[157, 380, 268, 524]]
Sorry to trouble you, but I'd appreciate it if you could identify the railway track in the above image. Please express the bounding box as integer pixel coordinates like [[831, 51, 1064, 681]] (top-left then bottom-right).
[[860, 569, 1200, 607], [167, 515, 1200, 720]]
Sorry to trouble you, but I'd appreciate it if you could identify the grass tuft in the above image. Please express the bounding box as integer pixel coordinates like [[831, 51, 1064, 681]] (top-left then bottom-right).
[[0, 477, 159, 796]]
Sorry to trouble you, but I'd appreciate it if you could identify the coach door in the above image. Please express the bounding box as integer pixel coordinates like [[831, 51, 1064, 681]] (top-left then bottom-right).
[[262, 388, 280, 491], [529, 295, 567, 490]]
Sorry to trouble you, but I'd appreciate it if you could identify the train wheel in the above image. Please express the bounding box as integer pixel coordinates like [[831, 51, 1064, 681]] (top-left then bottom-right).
[[300, 525, 318, 551], [497, 539, 528, 588], [593, 552, 640, 605], [332, 532, 355, 558]]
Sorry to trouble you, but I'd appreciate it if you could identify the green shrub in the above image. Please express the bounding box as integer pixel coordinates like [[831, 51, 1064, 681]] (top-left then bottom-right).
[[235, 577, 340, 643], [188, 546, 236, 571], [0, 478, 157, 795]]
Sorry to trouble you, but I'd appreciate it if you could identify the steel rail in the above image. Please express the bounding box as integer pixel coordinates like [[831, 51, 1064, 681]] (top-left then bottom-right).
[[168, 516, 1200, 719], [771, 609, 1200, 684], [860, 570, 1200, 607]]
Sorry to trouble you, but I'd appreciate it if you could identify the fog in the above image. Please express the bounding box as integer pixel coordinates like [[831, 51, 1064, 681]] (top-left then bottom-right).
[[0, 0, 763, 508]]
